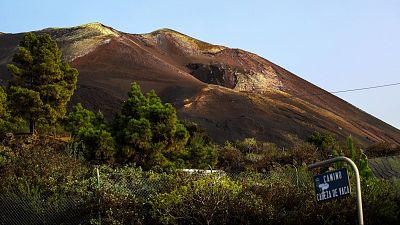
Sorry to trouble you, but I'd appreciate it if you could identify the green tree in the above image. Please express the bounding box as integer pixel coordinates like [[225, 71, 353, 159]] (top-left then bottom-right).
[[7, 32, 78, 133], [64, 103, 115, 161], [0, 86, 28, 135], [185, 133, 218, 169], [182, 121, 218, 169], [0, 87, 10, 135], [75, 127, 115, 161], [112, 82, 189, 169], [64, 103, 102, 136]]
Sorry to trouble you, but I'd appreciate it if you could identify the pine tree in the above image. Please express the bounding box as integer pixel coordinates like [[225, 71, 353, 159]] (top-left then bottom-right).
[[7, 32, 78, 133], [0, 87, 10, 134], [183, 121, 218, 169], [64, 103, 115, 161], [113, 82, 189, 169]]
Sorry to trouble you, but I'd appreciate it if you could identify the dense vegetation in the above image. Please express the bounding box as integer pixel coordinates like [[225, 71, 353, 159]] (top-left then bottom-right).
[[0, 136, 399, 225], [63, 82, 217, 170], [1, 33, 400, 225]]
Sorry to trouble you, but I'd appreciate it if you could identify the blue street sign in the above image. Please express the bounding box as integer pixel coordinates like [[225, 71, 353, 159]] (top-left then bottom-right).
[[313, 168, 351, 202]]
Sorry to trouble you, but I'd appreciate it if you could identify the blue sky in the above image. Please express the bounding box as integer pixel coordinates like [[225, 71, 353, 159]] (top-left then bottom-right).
[[1, 0, 399, 128]]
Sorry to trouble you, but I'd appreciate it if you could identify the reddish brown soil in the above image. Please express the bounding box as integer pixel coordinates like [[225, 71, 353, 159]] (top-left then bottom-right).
[[1, 25, 399, 147]]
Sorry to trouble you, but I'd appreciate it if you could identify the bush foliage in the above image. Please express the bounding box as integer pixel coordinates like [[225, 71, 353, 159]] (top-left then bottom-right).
[[0, 136, 399, 225], [218, 138, 319, 173]]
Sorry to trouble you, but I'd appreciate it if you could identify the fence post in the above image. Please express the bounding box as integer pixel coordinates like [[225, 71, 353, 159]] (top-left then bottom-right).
[[96, 167, 101, 225]]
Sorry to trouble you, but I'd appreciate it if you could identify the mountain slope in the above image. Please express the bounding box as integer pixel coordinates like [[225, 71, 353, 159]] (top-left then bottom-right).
[[1, 22, 399, 147]]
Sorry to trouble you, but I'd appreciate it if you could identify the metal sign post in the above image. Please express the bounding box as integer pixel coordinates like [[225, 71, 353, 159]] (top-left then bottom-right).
[[308, 156, 364, 225]]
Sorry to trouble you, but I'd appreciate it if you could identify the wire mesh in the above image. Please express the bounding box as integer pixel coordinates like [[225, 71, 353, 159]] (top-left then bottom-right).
[[0, 165, 316, 225], [0, 193, 94, 225]]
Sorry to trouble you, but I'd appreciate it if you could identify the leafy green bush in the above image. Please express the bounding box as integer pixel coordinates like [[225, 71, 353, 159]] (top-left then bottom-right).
[[0, 135, 94, 223], [64, 103, 103, 136], [93, 165, 190, 225], [151, 174, 242, 225], [77, 127, 115, 162], [218, 138, 319, 173], [149, 166, 399, 225], [362, 178, 400, 224], [307, 131, 337, 158], [1, 137, 399, 225], [218, 141, 246, 172], [94, 165, 147, 225]]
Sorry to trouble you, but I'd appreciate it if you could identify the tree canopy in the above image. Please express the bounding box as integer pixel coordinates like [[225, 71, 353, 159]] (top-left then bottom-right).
[[112, 82, 190, 169], [7, 32, 78, 132], [0, 87, 10, 134], [64, 103, 115, 161]]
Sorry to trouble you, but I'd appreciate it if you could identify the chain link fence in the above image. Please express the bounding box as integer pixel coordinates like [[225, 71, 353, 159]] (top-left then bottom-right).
[[0, 165, 317, 225], [0, 194, 91, 225]]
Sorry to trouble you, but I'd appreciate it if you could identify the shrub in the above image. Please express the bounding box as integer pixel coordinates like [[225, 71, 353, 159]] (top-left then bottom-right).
[[76, 127, 115, 162], [151, 174, 242, 225], [1, 140, 399, 225], [0, 135, 94, 223], [362, 178, 400, 224], [290, 141, 319, 165], [307, 131, 338, 159], [217, 141, 246, 172], [218, 138, 319, 173], [94, 165, 192, 225], [64, 103, 101, 136], [94, 165, 147, 225]]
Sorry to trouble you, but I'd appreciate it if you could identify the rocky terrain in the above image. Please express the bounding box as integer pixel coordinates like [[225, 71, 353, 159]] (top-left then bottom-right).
[[1, 22, 399, 146]]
